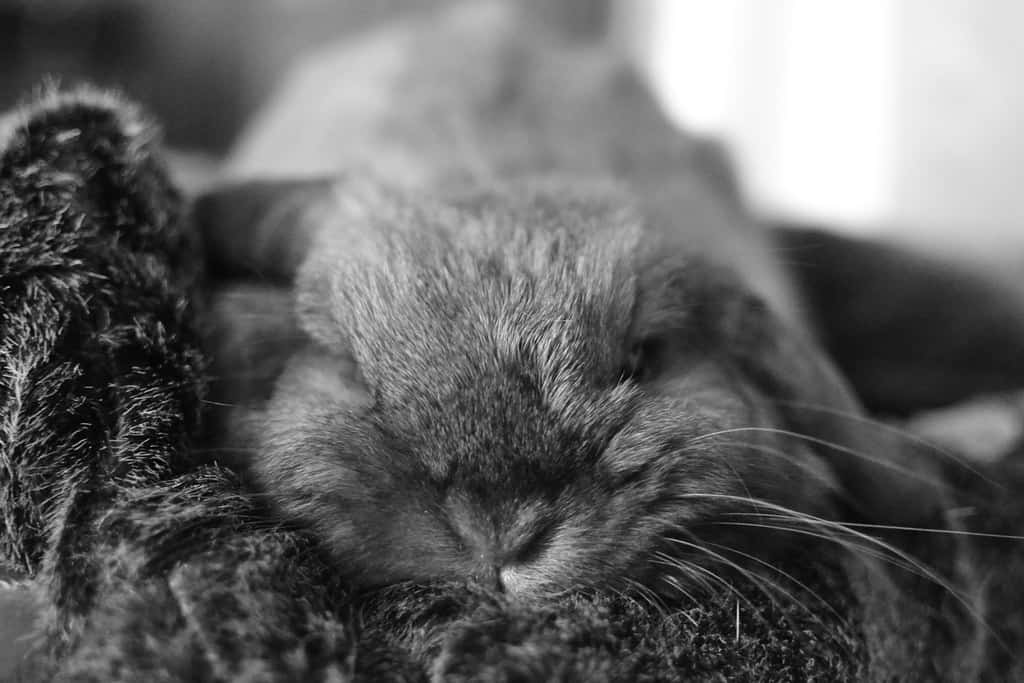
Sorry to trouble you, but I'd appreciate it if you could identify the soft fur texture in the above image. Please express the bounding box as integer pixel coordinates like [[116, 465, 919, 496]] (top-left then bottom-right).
[[207, 2, 951, 590], [2, 91, 1024, 682]]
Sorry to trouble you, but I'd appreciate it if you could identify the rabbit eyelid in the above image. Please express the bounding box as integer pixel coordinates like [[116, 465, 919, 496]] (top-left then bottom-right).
[[618, 337, 670, 385]]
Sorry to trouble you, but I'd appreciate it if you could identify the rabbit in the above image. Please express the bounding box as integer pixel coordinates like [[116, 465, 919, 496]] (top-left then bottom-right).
[[195, 0, 950, 598]]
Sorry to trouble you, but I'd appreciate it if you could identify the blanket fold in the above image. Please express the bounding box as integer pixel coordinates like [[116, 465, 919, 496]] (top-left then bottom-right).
[[0, 89, 348, 679]]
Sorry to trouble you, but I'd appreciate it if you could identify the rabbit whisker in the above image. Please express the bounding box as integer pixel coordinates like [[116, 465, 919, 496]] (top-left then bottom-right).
[[712, 438, 838, 484], [730, 514, 1024, 542], [681, 492, 1005, 651], [623, 575, 672, 621], [655, 573, 701, 626], [657, 538, 783, 620], [769, 398, 999, 488], [700, 538, 849, 630], [682, 493, 959, 589], [687, 426, 949, 492]]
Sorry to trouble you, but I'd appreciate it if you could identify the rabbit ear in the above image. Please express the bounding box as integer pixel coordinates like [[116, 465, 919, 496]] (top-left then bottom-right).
[[203, 283, 308, 410], [193, 175, 406, 283], [723, 294, 948, 526], [196, 176, 400, 402], [193, 177, 347, 282]]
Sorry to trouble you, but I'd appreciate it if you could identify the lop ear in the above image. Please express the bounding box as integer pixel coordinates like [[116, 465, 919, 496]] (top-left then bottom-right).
[[724, 294, 948, 526], [203, 283, 307, 408], [192, 178, 337, 418], [193, 174, 408, 285], [193, 176, 345, 282], [194, 176, 398, 411]]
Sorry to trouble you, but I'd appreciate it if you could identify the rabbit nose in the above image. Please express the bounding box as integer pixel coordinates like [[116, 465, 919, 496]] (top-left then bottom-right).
[[472, 565, 505, 592], [470, 562, 531, 595]]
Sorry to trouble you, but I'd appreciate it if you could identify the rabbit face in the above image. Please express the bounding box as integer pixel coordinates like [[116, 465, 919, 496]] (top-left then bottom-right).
[[242, 181, 936, 598]]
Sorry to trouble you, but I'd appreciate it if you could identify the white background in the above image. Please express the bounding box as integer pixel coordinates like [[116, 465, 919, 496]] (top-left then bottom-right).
[[615, 0, 1024, 261]]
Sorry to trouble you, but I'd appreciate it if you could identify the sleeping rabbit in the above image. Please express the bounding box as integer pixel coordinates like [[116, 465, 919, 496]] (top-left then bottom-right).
[[196, 0, 951, 599]]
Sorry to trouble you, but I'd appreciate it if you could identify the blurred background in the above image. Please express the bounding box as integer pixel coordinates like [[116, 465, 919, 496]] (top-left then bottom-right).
[[3, 0, 1024, 260]]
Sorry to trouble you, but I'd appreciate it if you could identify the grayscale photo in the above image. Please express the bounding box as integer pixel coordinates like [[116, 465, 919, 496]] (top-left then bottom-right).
[[2, 1, 1023, 680]]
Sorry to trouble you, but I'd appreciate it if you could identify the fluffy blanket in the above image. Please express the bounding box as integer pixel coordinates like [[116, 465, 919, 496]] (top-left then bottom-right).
[[1, 90, 1022, 682]]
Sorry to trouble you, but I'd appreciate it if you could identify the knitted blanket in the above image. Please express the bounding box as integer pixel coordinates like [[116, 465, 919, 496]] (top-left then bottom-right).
[[1, 90, 1022, 682]]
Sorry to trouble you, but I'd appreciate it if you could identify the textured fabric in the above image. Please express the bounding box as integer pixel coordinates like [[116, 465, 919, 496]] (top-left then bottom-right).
[[1, 90, 1021, 682]]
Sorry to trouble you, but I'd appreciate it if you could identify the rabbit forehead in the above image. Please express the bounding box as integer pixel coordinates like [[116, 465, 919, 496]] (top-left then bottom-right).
[[296, 188, 648, 407]]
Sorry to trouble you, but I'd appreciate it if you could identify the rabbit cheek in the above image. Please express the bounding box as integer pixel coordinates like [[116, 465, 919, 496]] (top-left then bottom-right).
[[595, 378, 836, 590], [323, 503, 467, 587], [254, 434, 462, 586], [254, 396, 460, 583]]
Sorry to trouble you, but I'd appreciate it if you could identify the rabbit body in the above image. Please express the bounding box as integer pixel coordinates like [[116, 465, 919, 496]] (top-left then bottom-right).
[[202, 0, 946, 598]]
